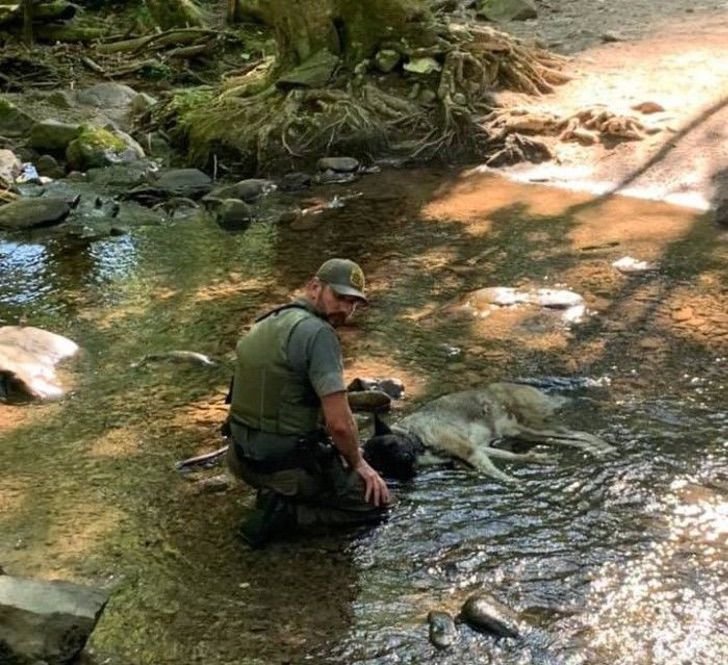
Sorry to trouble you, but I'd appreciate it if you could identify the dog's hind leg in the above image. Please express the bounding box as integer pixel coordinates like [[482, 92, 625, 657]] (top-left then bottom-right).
[[513, 425, 615, 456]]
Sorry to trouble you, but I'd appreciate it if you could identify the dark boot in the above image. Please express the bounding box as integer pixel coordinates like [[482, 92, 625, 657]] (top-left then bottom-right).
[[237, 492, 297, 549]]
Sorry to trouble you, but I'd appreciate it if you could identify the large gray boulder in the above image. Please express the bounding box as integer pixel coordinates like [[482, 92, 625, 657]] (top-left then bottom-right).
[[0, 197, 73, 231], [0, 574, 108, 665], [74, 82, 138, 109], [0, 325, 79, 400]]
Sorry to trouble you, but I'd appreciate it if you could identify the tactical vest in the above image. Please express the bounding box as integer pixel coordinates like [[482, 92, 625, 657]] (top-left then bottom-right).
[[230, 302, 327, 435]]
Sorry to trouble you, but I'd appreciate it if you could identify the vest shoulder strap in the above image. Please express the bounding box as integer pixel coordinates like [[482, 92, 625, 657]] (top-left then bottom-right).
[[254, 301, 326, 324]]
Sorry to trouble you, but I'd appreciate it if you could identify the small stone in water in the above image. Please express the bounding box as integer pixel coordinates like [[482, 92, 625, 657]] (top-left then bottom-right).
[[427, 610, 458, 649], [460, 593, 520, 638], [612, 256, 655, 273]]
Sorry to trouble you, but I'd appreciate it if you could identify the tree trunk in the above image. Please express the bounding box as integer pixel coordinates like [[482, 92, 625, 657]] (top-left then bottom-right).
[[22, 0, 33, 45], [237, 0, 430, 68], [145, 0, 205, 30]]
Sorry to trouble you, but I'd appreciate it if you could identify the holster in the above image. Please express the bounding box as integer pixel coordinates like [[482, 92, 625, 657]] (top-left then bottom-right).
[[233, 429, 336, 476]]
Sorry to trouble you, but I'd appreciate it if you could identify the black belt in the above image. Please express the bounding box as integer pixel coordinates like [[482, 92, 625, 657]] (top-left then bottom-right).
[[232, 434, 336, 475]]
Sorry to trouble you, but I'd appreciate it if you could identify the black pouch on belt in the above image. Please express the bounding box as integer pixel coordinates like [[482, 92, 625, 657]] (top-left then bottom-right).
[[295, 430, 336, 476]]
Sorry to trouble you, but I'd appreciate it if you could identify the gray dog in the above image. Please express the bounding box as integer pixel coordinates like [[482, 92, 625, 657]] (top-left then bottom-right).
[[363, 382, 614, 482]]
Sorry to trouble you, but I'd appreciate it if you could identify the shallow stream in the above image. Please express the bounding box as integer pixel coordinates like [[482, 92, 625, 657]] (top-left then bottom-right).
[[1, 168, 726, 664]]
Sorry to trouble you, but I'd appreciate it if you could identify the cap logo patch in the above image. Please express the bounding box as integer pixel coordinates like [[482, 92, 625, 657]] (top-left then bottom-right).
[[350, 265, 365, 290]]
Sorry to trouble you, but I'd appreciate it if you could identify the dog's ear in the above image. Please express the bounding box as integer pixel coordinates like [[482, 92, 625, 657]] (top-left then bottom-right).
[[373, 413, 393, 437]]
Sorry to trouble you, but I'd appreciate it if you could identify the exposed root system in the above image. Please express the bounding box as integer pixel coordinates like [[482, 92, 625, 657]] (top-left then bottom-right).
[[153, 21, 571, 172], [484, 104, 661, 146]]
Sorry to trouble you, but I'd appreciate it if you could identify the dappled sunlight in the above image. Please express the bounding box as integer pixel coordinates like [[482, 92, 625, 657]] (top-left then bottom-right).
[[44, 505, 125, 573], [189, 274, 273, 305], [0, 403, 47, 434], [656, 288, 728, 349], [424, 171, 589, 224], [0, 475, 27, 518], [570, 197, 702, 254], [87, 427, 144, 459], [10, 505, 126, 580], [572, 478, 728, 664]]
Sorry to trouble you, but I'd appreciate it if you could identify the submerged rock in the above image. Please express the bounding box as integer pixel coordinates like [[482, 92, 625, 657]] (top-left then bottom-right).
[[216, 198, 254, 229], [0, 573, 108, 665], [460, 593, 520, 638], [612, 256, 656, 274], [0, 197, 73, 231], [428, 610, 458, 649]]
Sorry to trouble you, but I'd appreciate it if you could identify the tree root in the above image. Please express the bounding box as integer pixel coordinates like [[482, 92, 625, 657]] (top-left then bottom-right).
[[153, 20, 573, 171], [484, 105, 662, 146]]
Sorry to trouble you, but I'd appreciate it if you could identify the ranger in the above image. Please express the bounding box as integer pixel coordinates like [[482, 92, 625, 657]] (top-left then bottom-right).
[[226, 258, 391, 547]]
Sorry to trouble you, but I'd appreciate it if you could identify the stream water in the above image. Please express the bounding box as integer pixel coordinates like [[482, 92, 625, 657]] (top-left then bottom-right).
[[1, 168, 726, 664]]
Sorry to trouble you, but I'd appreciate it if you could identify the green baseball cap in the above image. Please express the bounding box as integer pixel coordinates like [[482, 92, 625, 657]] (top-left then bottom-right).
[[316, 258, 368, 303]]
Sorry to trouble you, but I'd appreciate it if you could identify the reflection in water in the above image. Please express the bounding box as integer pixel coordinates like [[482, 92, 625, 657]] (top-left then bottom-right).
[[0, 234, 138, 319]]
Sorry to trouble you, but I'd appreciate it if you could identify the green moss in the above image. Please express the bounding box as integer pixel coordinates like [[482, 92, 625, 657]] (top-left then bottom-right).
[[65, 125, 128, 171], [0, 96, 34, 137]]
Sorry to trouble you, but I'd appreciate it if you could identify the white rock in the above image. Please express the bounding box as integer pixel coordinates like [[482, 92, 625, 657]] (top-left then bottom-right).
[[612, 256, 655, 273], [531, 288, 584, 309]]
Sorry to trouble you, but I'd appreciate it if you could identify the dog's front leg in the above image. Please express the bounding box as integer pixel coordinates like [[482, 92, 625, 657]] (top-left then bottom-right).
[[466, 448, 521, 483]]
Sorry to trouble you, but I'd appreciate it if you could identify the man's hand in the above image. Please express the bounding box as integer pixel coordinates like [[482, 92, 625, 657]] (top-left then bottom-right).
[[321, 391, 392, 507], [354, 458, 391, 507]]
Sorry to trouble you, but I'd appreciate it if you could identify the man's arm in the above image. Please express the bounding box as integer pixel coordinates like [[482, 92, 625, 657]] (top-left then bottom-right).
[[320, 391, 391, 507]]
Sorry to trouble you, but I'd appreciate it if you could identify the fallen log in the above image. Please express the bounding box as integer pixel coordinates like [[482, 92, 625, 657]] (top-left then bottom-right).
[[34, 24, 106, 42], [0, 1, 77, 27], [33, 0, 77, 22]]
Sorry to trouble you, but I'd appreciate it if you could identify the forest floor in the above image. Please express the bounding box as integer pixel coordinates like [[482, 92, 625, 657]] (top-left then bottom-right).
[[493, 0, 728, 211]]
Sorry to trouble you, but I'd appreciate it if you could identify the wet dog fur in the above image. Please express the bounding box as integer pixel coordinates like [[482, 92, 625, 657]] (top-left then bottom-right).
[[362, 382, 614, 483]]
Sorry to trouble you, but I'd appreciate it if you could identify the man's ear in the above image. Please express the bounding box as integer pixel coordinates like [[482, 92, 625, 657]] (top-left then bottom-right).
[[373, 413, 393, 437]]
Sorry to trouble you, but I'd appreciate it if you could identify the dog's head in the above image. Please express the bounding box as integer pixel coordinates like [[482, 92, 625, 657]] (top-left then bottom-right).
[[363, 415, 419, 481]]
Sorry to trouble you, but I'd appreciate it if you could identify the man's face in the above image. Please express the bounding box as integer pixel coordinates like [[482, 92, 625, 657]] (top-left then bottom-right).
[[313, 281, 360, 327]]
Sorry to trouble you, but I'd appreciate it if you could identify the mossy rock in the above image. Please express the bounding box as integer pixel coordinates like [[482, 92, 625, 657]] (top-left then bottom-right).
[[65, 126, 131, 172], [0, 98, 34, 138], [29, 120, 82, 152]]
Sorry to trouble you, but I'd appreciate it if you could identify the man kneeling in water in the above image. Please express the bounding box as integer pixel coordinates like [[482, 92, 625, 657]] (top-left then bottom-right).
[[225, 258, 391, 548]]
